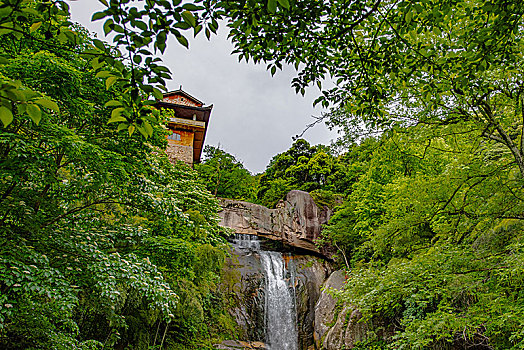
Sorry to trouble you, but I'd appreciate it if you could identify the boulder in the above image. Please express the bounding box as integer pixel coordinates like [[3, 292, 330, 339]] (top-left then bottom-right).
[[219, 190, 333, 257]]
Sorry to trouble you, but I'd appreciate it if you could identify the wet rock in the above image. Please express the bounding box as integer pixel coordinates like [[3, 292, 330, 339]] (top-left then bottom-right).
[[293, 255, 333, 350], [220, 242, 334, 350], [221, 248, 266, 341], [313, 270, 346, 347]]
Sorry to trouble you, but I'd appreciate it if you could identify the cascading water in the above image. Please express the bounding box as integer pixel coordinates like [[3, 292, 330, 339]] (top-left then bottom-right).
[[260, 251, 299, 350], [232, 233, 261, 250]]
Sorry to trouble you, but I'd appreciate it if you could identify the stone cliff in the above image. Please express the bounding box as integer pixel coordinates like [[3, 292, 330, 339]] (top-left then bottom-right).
[[217, 191, 391, 350], [218, 190, 332, 257]]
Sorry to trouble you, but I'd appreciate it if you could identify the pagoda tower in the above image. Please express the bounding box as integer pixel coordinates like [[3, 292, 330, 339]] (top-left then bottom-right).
[[156, 88, 213, 166]]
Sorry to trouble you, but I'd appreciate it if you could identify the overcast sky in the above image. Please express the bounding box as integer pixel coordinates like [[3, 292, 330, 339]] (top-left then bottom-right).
[[67, 1, 338, 174]]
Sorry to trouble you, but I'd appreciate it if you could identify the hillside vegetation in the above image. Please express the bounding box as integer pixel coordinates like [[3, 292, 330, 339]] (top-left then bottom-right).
[[1, 0, 523, 349]]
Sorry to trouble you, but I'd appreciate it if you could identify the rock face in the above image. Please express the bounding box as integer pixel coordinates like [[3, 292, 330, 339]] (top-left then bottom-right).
[[313, 270, 347, 347], [219, 190, 332, 256], [219, 191, 395, 349], [313, 270, 393, 349], [293, 256, 333, 350], [220, 246, 266, 342]]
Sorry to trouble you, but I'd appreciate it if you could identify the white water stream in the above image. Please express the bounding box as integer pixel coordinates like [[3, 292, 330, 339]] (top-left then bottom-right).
[[260, 251, 299, 350]]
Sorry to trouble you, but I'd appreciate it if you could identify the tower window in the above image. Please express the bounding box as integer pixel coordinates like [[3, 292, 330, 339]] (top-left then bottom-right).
[[167, 132, 181, 141]]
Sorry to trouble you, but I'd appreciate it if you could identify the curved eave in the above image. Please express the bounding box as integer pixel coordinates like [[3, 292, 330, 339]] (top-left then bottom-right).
[[162, 89, 205, 106], [156, 102, 212, 123]]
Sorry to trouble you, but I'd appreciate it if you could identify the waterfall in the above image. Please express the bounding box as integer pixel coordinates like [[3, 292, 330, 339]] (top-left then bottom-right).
[[229, 233, 299, 349], [260, 251, 299, 350], [232, 233, 261, 250]]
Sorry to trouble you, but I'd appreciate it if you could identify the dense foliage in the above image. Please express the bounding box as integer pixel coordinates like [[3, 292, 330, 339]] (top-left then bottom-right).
[[321, 125, 524, 348], [0, 13, 233, 350], [195, 145, 257, 201], [1, 0, 524, 349], [226, 0, 524, 177], [224, 1, 524, 346]]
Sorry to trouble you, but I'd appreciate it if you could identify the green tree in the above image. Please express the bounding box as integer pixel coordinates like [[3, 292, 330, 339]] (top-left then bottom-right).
[[0, 21, 231, 349], [323, 123, 524, 348], [0, 0, 222, 136], [195, 145, 257, 201], [257, 139, 341, 206], [225, 0, 524, 178]]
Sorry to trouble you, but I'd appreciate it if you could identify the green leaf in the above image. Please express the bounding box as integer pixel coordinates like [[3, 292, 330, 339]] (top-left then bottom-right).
[[90, 57, 104, 70], [405, 10, 413, 24], [176, 34, 189, 48], [108, 115, 127, 123], [268, 0, 277, 13], [128, 124, 136, 136], [35, 98, 59, 112], [63, 29, 77, 43], [92, 11, 106, 21], [134, 20, 148, 31], [194, 24, 203, 37], [95, 71, 113, 78], [110, 107, 125, 122], [137, 125, 149, 138], [181, 3, 202, 11], [103, 19, 114, 36], [112, 24, 125, 33], [117, 122, 128, 131], [0, 106, 13, 127], [26, 104, 42, 124], [181, 11, 196, 27], [143, 121, 153, 136], [277, 0, 290, 9], [105, 100, 123, 107], [105, 76, 118, 90], [152, 88, 163, 100], [93, 39, 105, 51], [30, 22, 42, 33]]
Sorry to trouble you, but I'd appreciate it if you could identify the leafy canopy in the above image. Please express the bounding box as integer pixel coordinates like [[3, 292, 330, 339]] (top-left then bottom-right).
[[195, 145, 257, 201], [225, 0, 524, 177]]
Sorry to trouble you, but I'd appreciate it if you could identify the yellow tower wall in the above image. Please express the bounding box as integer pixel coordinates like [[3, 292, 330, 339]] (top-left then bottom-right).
[[166, 130, 194, 165]]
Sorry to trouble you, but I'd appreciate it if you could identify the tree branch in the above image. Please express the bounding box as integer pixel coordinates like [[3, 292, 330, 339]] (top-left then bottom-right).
[[325, 0, 382, 41], [40, 199, 120, 228]]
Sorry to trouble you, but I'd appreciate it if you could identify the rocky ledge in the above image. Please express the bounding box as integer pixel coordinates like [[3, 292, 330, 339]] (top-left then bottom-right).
[[215, 340, 266, 350], [218, 190, 332, 257]]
